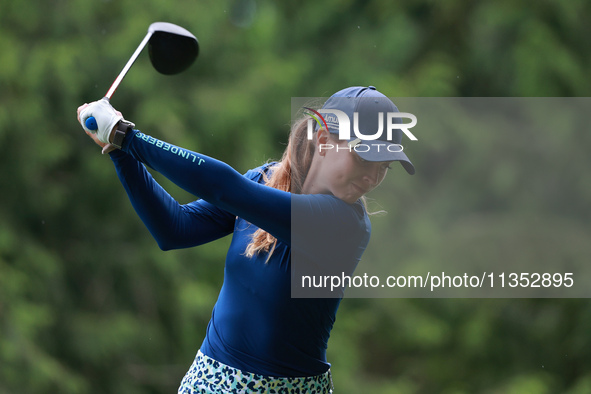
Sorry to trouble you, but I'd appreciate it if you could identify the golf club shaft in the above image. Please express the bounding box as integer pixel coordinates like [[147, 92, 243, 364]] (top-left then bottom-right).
[[105, 30, 153, 99], [85, 31, 153, 131]]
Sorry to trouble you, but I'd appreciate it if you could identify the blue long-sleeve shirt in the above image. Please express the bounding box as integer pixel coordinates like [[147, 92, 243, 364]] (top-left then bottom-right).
[[109, 129, 371, 377]]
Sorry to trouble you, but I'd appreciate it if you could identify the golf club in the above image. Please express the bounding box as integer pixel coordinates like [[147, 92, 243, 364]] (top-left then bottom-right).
[[86, 22, 199, 131]]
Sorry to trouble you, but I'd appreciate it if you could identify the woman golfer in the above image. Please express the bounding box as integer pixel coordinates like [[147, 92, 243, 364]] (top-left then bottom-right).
[[77, 86, 415, 393]]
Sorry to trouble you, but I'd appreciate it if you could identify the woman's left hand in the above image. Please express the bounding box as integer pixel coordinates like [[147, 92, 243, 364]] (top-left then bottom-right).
[[77, 101, 122, 154]]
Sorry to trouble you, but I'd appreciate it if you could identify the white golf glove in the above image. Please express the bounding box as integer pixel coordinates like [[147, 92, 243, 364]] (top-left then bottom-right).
[[79, 98, 124, 144]]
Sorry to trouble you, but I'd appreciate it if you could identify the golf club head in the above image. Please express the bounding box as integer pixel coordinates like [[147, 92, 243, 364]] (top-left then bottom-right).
[[148, 22, 199, 75]]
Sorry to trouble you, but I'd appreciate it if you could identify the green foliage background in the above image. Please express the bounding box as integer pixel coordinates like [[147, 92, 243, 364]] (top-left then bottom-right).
[[1, 0, 590, 393]]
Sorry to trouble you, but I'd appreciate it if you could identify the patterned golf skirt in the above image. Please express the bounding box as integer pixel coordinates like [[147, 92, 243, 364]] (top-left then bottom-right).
[[178, 350, 334, 393]]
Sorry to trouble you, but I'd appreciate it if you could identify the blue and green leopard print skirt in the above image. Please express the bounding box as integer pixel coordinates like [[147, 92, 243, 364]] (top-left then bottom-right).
[[178, 350, 334, 393]]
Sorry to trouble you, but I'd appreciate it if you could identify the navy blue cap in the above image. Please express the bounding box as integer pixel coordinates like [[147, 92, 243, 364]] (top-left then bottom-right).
[[319, 86, 415, 175]]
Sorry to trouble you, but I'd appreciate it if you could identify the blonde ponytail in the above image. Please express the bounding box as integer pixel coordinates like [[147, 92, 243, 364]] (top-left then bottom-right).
[[244, 117, 314, 259]]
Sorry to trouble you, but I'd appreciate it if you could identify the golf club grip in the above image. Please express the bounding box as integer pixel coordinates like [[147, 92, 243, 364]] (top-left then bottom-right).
[[85, 117, 98, 131]]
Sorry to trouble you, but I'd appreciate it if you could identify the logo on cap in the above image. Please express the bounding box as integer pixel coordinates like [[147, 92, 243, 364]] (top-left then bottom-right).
[[303, 107, 417, 142]]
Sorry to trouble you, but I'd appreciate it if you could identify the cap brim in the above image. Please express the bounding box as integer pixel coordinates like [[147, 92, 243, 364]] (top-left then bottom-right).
[[354, 140, 416, 175]]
